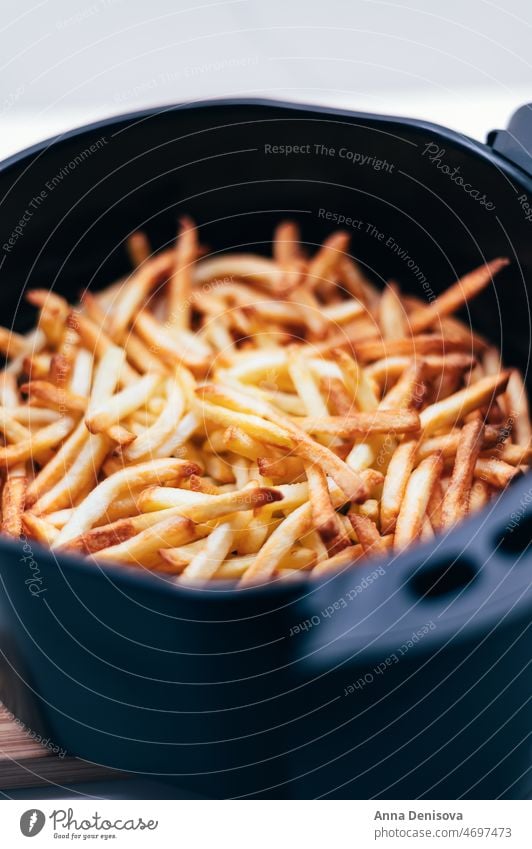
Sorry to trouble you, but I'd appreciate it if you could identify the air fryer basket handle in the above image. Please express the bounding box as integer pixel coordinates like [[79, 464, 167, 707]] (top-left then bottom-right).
[[488, 103, 532, 176]]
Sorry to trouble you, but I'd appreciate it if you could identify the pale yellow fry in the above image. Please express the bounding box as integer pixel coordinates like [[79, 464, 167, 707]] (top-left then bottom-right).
[[0, 406, 32, 443], [504, 369, 531, 447], [178, 522, 234, 584], [196, 399, 293, 448], [69, 348, 93, 396], [0, 417, 75, 469], [108, 250, 173, 337], [95, 514, 197, 568], [394, 453, 443, 550], [335, 349, 379, 411], [193, 255, 284, 292], [378, 282, 406, 340], [123, 378, 184, 461], [154, 410, 199, 458], [288, 350, 329, 417], [85, 373, 161, 434], [380, 439, 419, 534], [137, 482, 283, 521], [31, 433, 112, 515], [134, 309, 210, 371], [53, 458, 199, 547], [10, 406, 62, 426], [239, 502, 313, 585]]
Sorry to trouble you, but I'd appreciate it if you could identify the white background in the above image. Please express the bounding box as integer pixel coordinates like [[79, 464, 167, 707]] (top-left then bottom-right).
[[1, 0, 531, 158]]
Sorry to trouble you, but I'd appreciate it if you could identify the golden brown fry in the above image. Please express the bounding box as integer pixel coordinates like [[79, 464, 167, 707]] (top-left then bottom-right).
[[21, 381, 87, 414], [419, 371, 510, 435], [349, 513, 389, 557], [312, 543, 364, 577], [167, 216, 198, 330], [22, 511, 59, 546], [473, 457, 522, 488], [305, 231, 350, 290], [1, 476, 27, 537], [426, 478, 444, 533], [127, 231, 151, 268], [366, 354, 475, 384], [409, 258, 509, 334], [0, 326, 28, 359], [305, 463, 351, 554], [294, 410, 420, 437], [441, 418, 484, 529]]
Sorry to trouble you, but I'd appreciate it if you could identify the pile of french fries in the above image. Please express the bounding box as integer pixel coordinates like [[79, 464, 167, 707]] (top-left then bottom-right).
[[0, 218, 530, 585]]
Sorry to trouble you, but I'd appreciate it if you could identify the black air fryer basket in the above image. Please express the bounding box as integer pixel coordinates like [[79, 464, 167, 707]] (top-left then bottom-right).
[[0, 100, 530, 799]]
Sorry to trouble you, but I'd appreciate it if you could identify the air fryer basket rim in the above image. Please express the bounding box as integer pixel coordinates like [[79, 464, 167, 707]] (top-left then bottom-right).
[[0, 96, 530, 640], [2, 96, 532, 189]]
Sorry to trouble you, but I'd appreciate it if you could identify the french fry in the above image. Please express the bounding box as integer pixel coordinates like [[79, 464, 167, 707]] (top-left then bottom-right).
[[127, 231, 151, 268], [305, 463, 351, 554], [22, 511, 59, 546], [239, 502, 313, 585], [441, 418, 484, 529], [94, 514, 197, 568], [409, 258, 509, 334], [137, 481, 283, 520], [419, 371, 510, 435], [380, 439, 419, 534], [379, 282, 406, 340], [122, 377, 184, 461], [473, 457, 522, 488], [394, 453, 444, 550], [504, 369, 531, 447], [85, 373, 161, 435], [53, 458, 199, 546], [349, 513, 389, 557], [21, 381, 87, 414], [108, 250, 174, 337], [167, 216, 198, 330], [0, 416, 75, 469], [312, 543, 364, 577], [294, 410, 420, 437], [177, 522, 234, 584]]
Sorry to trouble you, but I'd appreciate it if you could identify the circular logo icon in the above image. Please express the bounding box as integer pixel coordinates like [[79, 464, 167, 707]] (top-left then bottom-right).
[[20, 809, 46, 837]]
